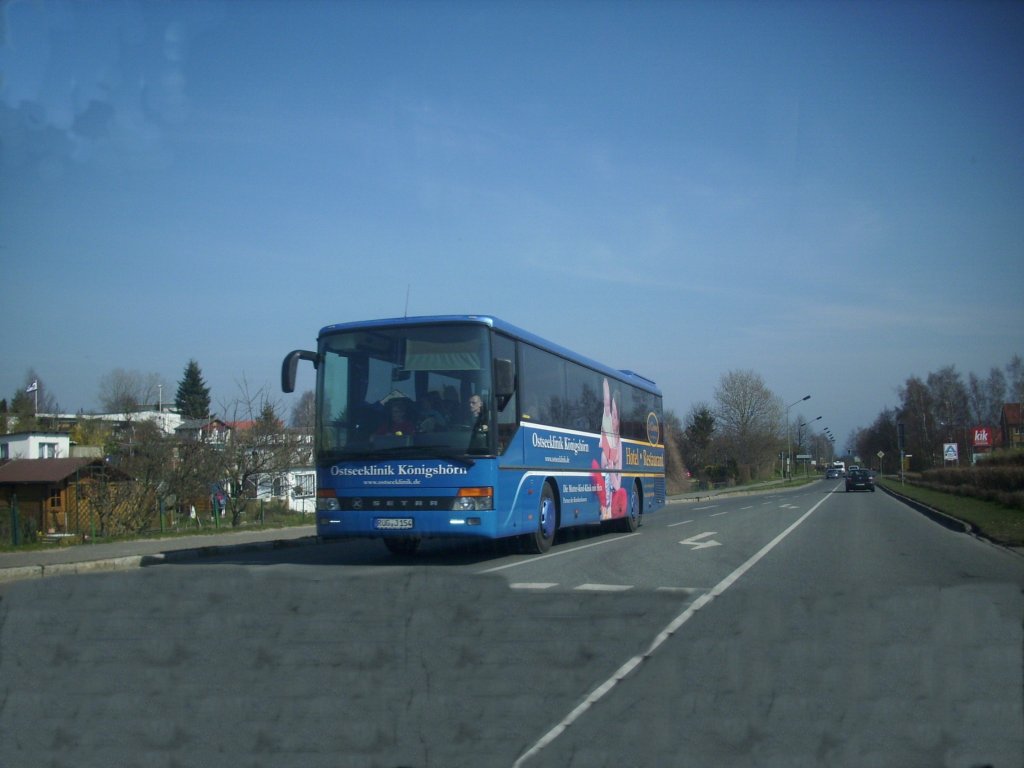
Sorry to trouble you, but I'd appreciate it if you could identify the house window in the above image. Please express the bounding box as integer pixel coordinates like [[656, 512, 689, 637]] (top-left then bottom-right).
[[49, 489, 61, 509], [0, 444, 7, 460], [38, 442, 58, 459], [294, 473, 315, 497], [272, 477, 283, 497]]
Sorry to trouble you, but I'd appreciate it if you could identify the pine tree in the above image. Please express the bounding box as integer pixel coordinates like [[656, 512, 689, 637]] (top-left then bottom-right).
[[175, 360, 212, 420]]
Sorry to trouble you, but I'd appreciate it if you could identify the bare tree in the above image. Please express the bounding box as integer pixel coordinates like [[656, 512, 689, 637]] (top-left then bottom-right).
[[1006, 355, 1024, 404], [852, 408, 900, 474], [968, 367, 1006, 426], [928, 365, 970, 440], [290, 390, 315, 429], [217, 380, 309, 527], [99, 420, 172, 533], [98, 369, 167, 413], [714, 370, 782, 481], [898, 375, 937, 470]]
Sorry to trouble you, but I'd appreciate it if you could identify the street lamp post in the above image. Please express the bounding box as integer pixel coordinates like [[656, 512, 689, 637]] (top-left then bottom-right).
[[799, 416, 822, 476], [786, 395, 810, 480]]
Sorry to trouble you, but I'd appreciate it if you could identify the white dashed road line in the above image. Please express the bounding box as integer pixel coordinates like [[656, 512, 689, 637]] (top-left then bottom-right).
[[576, 583, 633, 592]]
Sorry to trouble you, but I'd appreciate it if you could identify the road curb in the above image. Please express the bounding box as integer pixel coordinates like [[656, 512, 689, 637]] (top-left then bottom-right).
[[0, 565, 44, 584], [0, 535, 322, 585]]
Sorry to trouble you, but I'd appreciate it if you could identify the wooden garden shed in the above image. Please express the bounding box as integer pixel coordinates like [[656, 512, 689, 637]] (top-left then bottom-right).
[[0, 458, 131, 535]]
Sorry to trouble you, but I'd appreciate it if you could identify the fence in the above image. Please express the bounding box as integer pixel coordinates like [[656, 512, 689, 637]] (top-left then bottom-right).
[[0, 498, 38, 546], [1, 493, 310, 549]]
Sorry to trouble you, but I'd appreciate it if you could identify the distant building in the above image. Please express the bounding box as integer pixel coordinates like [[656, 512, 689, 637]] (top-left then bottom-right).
[[36, 409, 184, 437], [176, 417, 232, 444], [254, 466, 316, 514], [0, 432, 71, 461]]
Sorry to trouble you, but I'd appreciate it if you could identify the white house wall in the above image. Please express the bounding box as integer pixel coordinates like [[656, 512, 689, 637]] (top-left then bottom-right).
[[0, 433, 72, 460]]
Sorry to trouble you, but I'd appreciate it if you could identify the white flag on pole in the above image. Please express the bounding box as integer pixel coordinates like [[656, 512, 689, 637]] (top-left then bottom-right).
[[26, 380, 38, 393]]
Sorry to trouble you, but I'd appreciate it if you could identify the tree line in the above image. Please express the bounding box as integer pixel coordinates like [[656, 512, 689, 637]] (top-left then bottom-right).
[[663, 356, 1022, 488], [664, 369, 831, 489], [850, 356, 1024, 473], [1, 359, 312, 432]]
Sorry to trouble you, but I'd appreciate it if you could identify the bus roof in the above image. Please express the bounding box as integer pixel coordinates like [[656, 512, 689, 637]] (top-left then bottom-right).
[[317, 314, 662, 396]]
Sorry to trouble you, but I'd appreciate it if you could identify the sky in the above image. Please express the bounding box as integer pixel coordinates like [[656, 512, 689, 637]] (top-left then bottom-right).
[[1, 0, 1022, 450]]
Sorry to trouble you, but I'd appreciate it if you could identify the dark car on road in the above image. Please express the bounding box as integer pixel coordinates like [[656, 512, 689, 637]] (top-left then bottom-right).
[[845, 468, 875, 492], [826, 468, 841, 479]]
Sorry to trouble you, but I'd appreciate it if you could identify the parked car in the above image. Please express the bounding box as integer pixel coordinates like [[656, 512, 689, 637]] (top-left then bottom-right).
[[826, 468, 841, 479], [845, 468, 875, 492]]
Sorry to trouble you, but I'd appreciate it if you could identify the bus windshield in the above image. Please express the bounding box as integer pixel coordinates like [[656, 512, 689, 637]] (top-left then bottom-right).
[[317, 323, 494, 461]]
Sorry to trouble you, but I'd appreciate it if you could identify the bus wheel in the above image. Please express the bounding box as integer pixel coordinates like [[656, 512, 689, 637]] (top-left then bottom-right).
[[525, 483, 557, 554], [384, 537, 420, 556], [618, 483, 641, 533]]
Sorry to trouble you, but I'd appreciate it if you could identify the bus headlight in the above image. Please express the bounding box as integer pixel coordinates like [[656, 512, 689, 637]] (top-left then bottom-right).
[[316, 491, 339, 511], [452, 487, 493, 511]]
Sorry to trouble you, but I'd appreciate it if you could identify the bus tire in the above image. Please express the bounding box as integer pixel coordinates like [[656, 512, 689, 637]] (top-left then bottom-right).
[[619, 483, 642, 533], [383, 537, 420, 556], [524, 482, 557, 554]]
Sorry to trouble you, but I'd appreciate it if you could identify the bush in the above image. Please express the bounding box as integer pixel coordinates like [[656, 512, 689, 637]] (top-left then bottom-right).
[[912, 463, 1024, 512]]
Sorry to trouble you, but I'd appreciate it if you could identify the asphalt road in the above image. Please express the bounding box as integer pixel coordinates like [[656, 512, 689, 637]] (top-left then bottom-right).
[[1, 481, 1022, 767]]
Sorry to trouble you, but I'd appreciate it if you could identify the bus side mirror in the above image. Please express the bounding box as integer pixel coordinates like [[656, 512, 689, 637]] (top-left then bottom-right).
[[282, 350, 317, 393], [494, 358, 515, 398]]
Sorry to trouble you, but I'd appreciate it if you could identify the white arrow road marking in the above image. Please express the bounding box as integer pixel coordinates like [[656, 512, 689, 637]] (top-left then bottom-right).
[[679, 531, 722, 550]]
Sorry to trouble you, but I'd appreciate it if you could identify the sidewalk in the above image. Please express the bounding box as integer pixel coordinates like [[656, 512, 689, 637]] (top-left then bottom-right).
[[0, 525, 318, 585]]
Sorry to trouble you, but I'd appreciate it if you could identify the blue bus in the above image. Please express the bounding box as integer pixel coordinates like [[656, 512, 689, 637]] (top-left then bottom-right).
[[282, 315, 665, 555]]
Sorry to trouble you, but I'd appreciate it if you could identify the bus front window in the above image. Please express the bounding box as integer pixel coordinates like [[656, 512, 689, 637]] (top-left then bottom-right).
[[317, 324, 495, 459]]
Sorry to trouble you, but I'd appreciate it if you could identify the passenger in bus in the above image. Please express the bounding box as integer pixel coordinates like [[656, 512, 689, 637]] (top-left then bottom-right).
[[459, 394, 489, 451], [374, 398, 416, 437], [452, 394, 483, 427], [469, 394, 484, 422], [416, 391, 448, 432], [441, 386, 460, 423]]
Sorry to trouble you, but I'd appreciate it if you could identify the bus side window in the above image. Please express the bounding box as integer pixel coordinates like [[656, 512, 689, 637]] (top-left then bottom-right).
[[494, 334, 518, 454]]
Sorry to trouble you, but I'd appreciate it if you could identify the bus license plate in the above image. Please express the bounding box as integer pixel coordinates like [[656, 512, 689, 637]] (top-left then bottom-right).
[[374, 517, 414, 530]]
